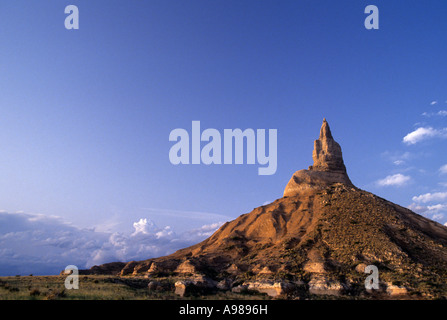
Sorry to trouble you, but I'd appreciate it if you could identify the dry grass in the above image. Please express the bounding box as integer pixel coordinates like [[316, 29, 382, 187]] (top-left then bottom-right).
[[0, 275, 270, 300]]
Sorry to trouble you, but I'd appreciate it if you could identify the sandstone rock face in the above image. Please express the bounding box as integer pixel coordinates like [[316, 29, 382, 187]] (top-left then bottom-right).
[[386, 283, 409, 296], [355, 263, 368, 273], [174, 276, 216, 297], [308, 275, 346, 296], [174, 260, 197, 274], [217, 279, 232, 290], [303, 261, 326, 274], [252, 265, 274, 274], [132, 261, 152, 275], [226, 264, 240, 274], [303, 248, 326, 273], [146, 260, 179, 275], [231, 285, 249, 293], [283, 171, 353, 196], [244, 281, 295, 297], [147, 262, 160, 274], [174, 281, 189, 297], [120, 261, 138, 276], [311, 119, 347, 173], [284, 119, 353, 197]]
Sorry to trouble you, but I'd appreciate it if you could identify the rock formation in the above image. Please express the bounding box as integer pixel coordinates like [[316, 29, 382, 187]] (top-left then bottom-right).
[[284, 119, 353, 197], [81, 119, 447, 299], [312, 118, 347, 173]]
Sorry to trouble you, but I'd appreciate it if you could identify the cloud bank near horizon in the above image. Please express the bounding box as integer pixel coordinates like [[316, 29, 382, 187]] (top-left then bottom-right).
[[0, 211, 223, 276]]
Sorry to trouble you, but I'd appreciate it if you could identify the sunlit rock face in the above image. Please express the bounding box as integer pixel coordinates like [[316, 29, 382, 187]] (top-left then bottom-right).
[[284, 119, 353, 197]]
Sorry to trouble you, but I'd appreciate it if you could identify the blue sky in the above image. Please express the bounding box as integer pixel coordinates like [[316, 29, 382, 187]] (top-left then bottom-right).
[[0, 0, 447, 275]]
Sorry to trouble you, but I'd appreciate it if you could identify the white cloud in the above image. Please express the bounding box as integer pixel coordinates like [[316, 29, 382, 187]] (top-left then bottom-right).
[[0, 211, 225, 276], [427, 204, 447, 212], [376, 174, 411, 187], [131, 218, 158, 236], [439, 164, 447, 175], [412, 192, 447, 203], [403, 127, 436, 144], [403, 127, 447, 145], [421, 110, 447, 117], [408, 203, 447, 224], [432, 213, 444, 220], [381, 151, 412, 165], [431, 101, 438, 105], [182, 222, 224, 239], [408, 203, 428, 213]]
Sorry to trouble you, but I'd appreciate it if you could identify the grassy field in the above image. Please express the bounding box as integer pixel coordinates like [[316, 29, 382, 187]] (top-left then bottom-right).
[[0, 275, 271, 300]]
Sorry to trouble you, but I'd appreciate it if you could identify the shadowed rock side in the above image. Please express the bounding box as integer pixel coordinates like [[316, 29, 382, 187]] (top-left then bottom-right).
[[82, 119, 447, 299]]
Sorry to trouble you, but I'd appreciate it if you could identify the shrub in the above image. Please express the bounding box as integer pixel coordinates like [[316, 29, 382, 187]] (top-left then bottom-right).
[[29, 288, 40, 296]]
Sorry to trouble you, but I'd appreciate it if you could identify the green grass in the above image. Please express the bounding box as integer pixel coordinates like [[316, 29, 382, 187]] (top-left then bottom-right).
[[0, 275, 271, 300], [0, 275, 149, 300]]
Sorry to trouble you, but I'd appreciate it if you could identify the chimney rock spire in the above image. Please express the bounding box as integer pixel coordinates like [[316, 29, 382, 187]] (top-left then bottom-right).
[[311, 119, 347, 173], [283, 118, 353, 197]]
